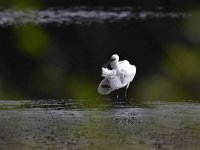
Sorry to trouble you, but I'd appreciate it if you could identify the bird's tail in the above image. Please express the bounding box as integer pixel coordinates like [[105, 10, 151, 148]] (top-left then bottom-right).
[[98, 78, 113, 95]]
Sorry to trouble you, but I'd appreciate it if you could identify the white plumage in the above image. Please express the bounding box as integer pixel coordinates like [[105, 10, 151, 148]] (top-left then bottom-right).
[[98, 54, 136, 96]]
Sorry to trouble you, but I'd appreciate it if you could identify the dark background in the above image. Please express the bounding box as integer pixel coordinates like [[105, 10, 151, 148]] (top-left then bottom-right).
[[0, 0, 200, 101]]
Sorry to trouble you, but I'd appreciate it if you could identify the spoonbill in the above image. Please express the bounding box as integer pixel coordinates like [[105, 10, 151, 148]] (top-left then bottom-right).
[[98, 54, 136, 99]]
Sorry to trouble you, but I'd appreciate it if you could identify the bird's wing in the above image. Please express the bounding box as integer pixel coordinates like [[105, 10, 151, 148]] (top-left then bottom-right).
[[101, 68, 116, 77], [117, 60, 131, 74], [117, 60, 136, 84]]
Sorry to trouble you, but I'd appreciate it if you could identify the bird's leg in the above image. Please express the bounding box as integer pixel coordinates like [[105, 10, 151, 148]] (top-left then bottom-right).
[[125, 89, 127, 101], [125, 84, 129, 101], [116, 93, 119, 101]]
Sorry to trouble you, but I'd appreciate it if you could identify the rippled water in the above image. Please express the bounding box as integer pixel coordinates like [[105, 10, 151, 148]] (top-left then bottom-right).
[[0, 99, 139, 110], [0, 7, 192, 25], [0, 100, 200, 149]]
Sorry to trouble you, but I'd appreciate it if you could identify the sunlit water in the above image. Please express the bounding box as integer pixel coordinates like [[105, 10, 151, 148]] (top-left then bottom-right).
[[0, 7, 192, 25]]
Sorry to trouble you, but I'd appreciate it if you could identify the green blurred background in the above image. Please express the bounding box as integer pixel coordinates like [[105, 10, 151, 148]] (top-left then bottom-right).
[[0, 0, 200, 102]]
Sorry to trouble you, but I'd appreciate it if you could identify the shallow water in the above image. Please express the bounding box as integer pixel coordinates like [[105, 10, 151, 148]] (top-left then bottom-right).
[[0, 7, 192, 26], [0, 5, 199, 149], [0, 100, 200, 150]]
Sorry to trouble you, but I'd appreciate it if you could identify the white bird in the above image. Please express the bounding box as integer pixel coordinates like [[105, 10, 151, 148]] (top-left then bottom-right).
[[98, 54, 136, 99]]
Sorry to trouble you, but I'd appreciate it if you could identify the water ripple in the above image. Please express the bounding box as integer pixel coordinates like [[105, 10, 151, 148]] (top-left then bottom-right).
[[0, 7, 192, 26]]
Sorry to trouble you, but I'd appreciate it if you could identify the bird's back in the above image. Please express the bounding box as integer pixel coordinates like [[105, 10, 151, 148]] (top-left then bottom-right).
[[108, 60, 136, 89], [117, 60, 136, 76]]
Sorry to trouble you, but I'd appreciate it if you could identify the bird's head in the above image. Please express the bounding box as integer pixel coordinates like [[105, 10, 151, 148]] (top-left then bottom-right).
[[111, 54, 119, 62], [102, 54, 119, 68]]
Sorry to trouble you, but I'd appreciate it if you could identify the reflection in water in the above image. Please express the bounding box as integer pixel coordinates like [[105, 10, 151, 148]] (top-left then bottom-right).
[[0, 7, 192, 25]]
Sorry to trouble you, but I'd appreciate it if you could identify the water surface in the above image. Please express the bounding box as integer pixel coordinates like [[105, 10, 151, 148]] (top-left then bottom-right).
[[0, 7, 192, 26], [0, 100, 200, 150]]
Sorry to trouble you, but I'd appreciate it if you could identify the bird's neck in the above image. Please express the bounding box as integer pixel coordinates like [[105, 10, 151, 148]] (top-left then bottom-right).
[[111, 61, 118, 69]]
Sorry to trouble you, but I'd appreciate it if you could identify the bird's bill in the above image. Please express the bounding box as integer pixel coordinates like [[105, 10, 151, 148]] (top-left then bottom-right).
[[102, 58, 115, 68]]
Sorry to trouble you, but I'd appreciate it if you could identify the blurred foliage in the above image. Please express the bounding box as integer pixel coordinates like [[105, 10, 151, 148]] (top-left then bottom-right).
[[134, 75, 191, 101], [0, 1, 200, 102], [65, 75, 103, 107], [163, 44, 200, 83], [184, 10, 200, 44], [0, 84, 26, 99], [15, 25, 49, 59], [132, 10, 200, 101], [0, 0, 42, 8], [32, 65, 65, 97], [134, 43, 200, 101], [133, 10, 200, 101]]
